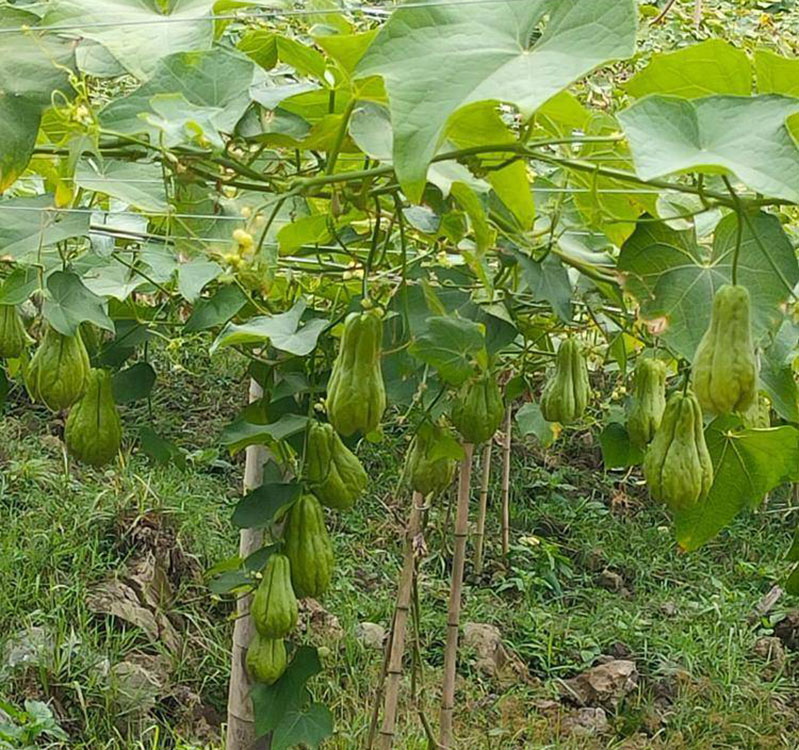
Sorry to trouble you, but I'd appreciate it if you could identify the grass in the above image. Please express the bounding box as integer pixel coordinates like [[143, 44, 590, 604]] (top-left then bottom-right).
[[1, 346, 799, 749]]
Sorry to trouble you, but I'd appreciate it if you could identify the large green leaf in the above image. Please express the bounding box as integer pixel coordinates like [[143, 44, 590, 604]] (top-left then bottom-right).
[[599, 422, 644, 469], [516, 402, 557, 448], [759, 320, 799, 423], [184, 285, 248, 332], [81, 259, 150, 301], [618, 211, 798, 359], [0, 25, 75, 191], [252, 646, 324, 738], [408, 316, 486, 386], [674, 418, 799, 551], [348, 101, 489, 199], [177, 260, 222, 303], [42, 271, 114, 336], [220, 413, 308, 454], [44, 0, 215, 78], [755, 49, 799, 97], [619, 95, 799, 202], [511, 249, 572, 323], [356, 0, 637, 202], [112, 362, 156, 403], [447, 102, 535, 230], [626, 40, 752, 99], [231, 482, 301, 528], [0, 267, 39, 306], [75, 160, 168, 212], [272, 704, 333, 750], [535, 94, 652, 245], [100, 48, 254, 137], [211, 302, 328, 356]]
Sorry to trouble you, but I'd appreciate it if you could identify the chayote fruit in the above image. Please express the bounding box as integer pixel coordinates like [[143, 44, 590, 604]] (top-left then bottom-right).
[[742, 394, 770, 429], [283, 494, 334, 598], [246, 633, 286, 685], [692, 284, 757, 414], [450, 374, 504, 445], [403, 422, 458, 498], [250, 553, 298, 639], [540, 338, 590, 425], [0, 305, 29, 358], [306, 421, 367, 510], [326, 311, 386, 436], [27, 325, 90, 410], [64, 368, 122, 466], [627, 358, 667, 450], [643, 390, 713, 512]]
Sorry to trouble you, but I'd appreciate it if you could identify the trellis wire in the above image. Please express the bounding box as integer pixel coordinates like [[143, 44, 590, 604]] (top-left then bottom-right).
[[0, 182, 687, 225], [0, 0, 529, 34]]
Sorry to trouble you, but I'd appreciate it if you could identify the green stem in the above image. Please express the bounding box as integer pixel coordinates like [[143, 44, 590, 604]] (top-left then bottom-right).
[[722, 176, 744, 286], [326, 98, 356, 176]]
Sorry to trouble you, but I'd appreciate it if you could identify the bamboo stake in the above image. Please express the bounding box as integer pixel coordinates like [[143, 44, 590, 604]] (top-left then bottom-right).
[[501, 406, 512, 559], [365, 609, 395, 750], [473, 442, 492, 574], [694, 0, 702, 29], [439, 443, 474, 748], [226, 380, 269, 750], [376, 491, 426, 750]]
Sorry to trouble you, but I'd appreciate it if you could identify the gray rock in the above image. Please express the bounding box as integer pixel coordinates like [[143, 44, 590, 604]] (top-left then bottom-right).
[[562, 707, 609, 736], [3, 626, 52, 669], [356, 622, 387, 650], [558, 659, 638, 708]]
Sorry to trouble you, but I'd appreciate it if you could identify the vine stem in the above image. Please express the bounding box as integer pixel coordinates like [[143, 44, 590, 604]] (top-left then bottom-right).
[[226, 380, 269, 750], [374, 491, 427, 750], [473, 442, 492, 575], [439, 443, 474, 748], [722, 176, 745, 286], [500, 406, 512, 560]]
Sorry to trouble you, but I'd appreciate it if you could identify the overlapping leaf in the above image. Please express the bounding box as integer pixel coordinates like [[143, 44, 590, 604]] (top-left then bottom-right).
[[619, 210, 798, 358], [675, 418, 799, 551], [211, 302, 328, 356], [620, 95, 799, 202], [357, 0, 637, 201]]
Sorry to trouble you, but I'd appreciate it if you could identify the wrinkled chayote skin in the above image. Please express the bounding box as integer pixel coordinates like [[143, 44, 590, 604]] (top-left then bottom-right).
[[326, 311, 386, 436], [246, 633, 287, 685], [450, 374, 504, 445], [627, 358, 667, 450], [403, 422, 457, 498], [540, 338, 590, 425], [64, 368, 122, 466], [692, 284, 757, 414], [27, 325, 91, 410], [284, 495, 334, 599], [250, 553, 298, 639], [643, 390, 713, 512], [742, 394, 770, 429], [306, 421, 367, 510], [0, 305, 29, 358]]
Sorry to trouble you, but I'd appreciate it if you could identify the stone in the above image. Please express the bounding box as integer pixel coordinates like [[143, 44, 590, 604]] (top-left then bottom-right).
[[597, 569, 625, 592], [3, 626, 52, 669], [463, 622, 531, 687], [753, 636, 786, 679], [562, 707, 609, 736], [298, 598, 344, 643], [558, 659, 638, 708], [356, 622, 387, 650]]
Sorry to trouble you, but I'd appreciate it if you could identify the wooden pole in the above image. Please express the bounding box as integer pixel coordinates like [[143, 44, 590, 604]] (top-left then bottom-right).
[[226, 380, 269, 750], [439, 443, 474, 748], [500, 407, 512, 559], [473, 442, 492, 574], [376, 491, 426, 750]]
